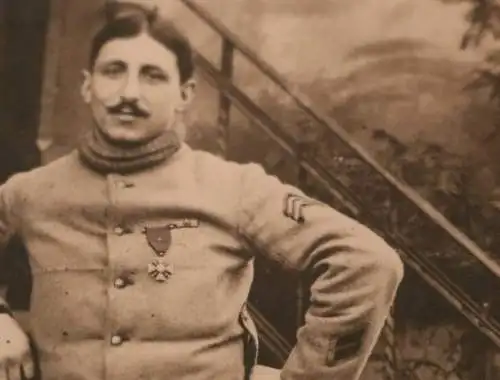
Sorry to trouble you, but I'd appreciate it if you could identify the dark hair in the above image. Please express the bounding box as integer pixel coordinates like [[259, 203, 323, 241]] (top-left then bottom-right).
[[89, 2, 195, 83]]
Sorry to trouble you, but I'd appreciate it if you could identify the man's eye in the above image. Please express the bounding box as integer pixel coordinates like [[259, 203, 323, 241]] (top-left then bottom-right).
[[101, 66, 123, 77], [144, 71, 168, 82]]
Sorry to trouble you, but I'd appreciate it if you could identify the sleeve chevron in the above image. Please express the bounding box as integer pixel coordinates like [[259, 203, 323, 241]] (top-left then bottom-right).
[[282, 193, 322, 223]]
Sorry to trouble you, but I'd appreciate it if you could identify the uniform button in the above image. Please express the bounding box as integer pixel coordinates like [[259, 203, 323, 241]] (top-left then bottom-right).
[[114, 277, 126, 289], [117, 180, 134, 189], [110, 335, 123, 346]]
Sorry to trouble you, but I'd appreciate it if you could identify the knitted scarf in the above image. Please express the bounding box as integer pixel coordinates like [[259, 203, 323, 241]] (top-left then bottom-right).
[[78, 127, 180, 174]]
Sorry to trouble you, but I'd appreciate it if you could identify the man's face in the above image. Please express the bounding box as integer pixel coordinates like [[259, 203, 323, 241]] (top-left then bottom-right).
[[81, 33, 195, 144]]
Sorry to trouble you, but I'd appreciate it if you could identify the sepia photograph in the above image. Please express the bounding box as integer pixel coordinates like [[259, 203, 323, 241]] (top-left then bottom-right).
[[0, 0, 499, 379]]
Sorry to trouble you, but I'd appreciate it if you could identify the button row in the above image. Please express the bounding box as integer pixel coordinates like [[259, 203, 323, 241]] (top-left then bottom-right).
[[111, 274, 130, 346]]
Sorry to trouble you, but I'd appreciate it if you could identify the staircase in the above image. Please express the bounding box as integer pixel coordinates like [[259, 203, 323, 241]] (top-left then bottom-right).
[[177, 0, 500, 367]]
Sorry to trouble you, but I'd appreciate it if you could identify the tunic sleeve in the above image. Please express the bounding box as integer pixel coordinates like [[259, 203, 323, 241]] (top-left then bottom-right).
[[0, 175, 22, 308], [236, 163, 404, 380]]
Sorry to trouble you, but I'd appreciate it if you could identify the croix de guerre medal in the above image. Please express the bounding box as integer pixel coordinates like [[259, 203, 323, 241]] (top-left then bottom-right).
[[143, 220, 199, 283], [145, 225, 174, 283], [147, 259, 174, 283]]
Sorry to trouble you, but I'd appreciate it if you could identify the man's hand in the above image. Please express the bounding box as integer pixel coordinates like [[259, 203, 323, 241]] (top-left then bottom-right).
[[0, 314, 34, 380]]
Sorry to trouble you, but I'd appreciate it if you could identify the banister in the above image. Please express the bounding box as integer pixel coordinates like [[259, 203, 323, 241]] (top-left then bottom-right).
[[179, 0, 500, 278], [248, 303, 292, 362], [195, 52, 361, 216], [192, 49, 500, 348], [216, 38, 234, 157]]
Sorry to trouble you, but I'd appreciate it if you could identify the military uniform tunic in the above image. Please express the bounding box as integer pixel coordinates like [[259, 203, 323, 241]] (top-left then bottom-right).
[[0, 144, 403, 380]]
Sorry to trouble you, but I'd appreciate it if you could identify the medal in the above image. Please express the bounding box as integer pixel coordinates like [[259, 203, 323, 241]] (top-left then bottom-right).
[[144, 226, 173, 282], [145, 226, 172, 256], [148, 259, 174, 283], [143, 220, 199, 283]]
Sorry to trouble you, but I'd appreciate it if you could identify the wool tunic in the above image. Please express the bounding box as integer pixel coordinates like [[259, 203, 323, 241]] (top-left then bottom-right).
[[0, 144, 403, 380]]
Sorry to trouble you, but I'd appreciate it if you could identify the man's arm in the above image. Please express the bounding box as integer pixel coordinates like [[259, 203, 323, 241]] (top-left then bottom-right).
[[0, 176, 22, 307], [236, 163, 404, 380], [0, 176, 35, 380]]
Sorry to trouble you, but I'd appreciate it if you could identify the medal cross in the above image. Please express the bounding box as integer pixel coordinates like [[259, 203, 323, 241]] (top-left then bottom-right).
[[147, 260, 174, 282]]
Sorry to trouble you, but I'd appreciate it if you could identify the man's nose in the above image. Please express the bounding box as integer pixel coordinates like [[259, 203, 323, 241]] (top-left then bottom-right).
[[121, 74, 141, 99]]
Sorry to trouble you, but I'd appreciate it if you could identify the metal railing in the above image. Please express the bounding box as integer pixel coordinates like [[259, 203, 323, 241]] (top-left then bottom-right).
[[178, 0, 500, 361]]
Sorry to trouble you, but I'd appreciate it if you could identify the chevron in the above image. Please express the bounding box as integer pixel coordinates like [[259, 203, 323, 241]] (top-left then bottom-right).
[[283, 193, 319, 223]]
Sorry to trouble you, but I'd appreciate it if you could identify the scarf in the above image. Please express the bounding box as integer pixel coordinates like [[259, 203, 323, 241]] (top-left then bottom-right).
[[78, 127, 181, 175]]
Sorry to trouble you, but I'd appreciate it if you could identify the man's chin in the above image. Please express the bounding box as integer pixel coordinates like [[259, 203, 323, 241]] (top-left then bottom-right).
[[97, 128, 152, 147]]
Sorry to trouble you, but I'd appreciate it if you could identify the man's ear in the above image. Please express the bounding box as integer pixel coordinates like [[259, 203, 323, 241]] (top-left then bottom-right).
[[80, 69, 92, 104], [176, 78, 196, 112]]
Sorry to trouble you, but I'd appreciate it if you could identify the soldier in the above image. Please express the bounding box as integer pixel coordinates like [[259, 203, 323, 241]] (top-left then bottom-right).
[[0, 3, 403, 380]]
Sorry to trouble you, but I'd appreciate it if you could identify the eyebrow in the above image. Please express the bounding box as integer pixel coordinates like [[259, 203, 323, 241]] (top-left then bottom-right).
[[95, 59, 127, 69], [141, 64, 168, 73]]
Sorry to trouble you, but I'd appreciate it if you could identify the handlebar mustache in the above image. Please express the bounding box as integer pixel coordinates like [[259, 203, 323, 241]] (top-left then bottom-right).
[[107, 101, 150, 118]]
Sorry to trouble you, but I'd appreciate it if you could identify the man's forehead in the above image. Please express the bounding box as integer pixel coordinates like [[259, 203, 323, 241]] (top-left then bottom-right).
[[94, 33, 177, 69]]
